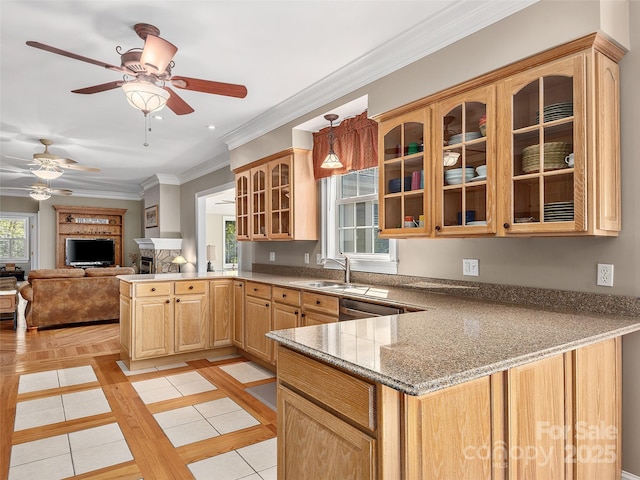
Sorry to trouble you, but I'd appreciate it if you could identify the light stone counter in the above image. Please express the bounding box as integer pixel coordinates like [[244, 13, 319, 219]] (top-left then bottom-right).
[[118, 271, 640, 396]]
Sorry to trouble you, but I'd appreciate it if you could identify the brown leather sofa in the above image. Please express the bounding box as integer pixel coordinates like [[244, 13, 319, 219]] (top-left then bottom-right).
[[19, 267, 134, 330]]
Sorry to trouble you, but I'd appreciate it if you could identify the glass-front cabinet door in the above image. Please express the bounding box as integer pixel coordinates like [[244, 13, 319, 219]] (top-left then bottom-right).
[[269, 156, 292, 239], [434, 86, 495, 235], [379, 110, 429, 236], [235, 171, 250, 240], [250, 165, 268, 239], [499, 55, 585, 234]]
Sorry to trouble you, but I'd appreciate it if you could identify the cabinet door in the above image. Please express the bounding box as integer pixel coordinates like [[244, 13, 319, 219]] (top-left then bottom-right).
[[278, 385, 376, 480], [498, 55, 585, 234], [235, 171, 251, 240], [250, 165, 269, 239], [434, 85, 495, 235], [379, 109, 430, 236], [269, 156, 292, 239], [174, 294, 208, 353], [119, 294, 132, 358], [302, 310, 337, 326], [232, 280, 245, 348], [133, 297, 172, 359], [210, 280, 232, 348], [244, 295, 272, 361], [508, 354, 566, 480]]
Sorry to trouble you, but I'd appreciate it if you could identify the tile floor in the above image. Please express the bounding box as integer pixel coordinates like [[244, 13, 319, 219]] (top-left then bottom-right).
[[8, 359, 277, 480]]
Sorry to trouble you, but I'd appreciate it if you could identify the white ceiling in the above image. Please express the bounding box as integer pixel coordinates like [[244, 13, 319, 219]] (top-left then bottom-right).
[[0, 1, 536, 200]]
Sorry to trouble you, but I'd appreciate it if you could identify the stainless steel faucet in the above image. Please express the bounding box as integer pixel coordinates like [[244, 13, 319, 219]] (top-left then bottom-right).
[[321, 256, 351, 284]]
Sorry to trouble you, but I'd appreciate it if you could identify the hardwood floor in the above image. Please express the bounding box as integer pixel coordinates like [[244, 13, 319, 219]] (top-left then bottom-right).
[[0, 305, 277, 480]]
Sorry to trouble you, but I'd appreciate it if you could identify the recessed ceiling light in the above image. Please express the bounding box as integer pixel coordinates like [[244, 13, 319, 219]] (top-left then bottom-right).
[[206, 125, 216, 130], [153, 115, 164, 120]]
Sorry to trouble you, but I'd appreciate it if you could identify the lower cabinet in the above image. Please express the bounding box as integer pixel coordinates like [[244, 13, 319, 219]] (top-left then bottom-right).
[[301, 291, 339, 326], [209, 280, 232, 348], [232, 280, 245, 348], [244, 281, 272, 363], [174, 281, 208, 353], [276, 337, 621, 480], [133, 296, 173, 359]]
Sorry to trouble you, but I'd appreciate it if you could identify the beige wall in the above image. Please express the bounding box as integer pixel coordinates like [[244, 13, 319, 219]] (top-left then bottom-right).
[[228, 1, 640, 474]]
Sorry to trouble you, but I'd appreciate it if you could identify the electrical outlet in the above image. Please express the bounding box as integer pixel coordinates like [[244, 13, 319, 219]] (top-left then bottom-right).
[[463, 258, 479, 277], [269, 252, 276, 262], [304, 253, 310, 264], [597, 263, 614, 287], [316, 254, 323, 265]]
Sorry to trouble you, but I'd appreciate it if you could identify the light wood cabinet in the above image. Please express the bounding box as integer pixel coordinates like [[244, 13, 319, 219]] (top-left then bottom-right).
[[53, 205, 126, 268], [276, 336, 621, 479], [301, 290, 339, 326], [234, 148, 317, 241], [375, 33, 623, 238], [209, 280, 232, 348], [244, 281, 272, 362], [120, 279, 237, 370], [232, 280, 245, 348]]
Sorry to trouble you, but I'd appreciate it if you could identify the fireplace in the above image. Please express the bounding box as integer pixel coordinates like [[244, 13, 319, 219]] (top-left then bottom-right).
[[134, 238, 183, 273], [140, 256, 154, 274]]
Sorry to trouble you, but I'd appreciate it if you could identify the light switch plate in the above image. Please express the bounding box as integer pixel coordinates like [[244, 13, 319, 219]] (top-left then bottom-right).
[[269, 252, 276, 262], [304, 253, 310, 264], [463, 258, 479, 276]]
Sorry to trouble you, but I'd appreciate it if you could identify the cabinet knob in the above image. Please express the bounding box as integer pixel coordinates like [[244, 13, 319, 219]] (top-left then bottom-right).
[[176, 298, 181, 303], [189, 285, 194, 290], [316, 300, 321, 305], [165, 299, 170, 304], [503, 223, 510, 229], [301, 313, 305, 318], [295, 311, 299, 315], [265, 303, 269, 307], [282, 293, 287, 298], [151, 287, 156, 292], [435, 225, 441, 231], [254, 288, 258, 292]]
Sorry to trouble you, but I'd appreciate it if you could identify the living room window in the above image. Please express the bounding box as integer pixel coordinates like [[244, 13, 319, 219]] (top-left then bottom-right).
[[223, 216, 238, 269], [321, 168, 398, 274], [0, 215, 29, 262]]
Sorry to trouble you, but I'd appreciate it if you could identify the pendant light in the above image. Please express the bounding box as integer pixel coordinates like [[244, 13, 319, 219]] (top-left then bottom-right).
[[321, 114, 343, 169], [122, 76, 170, 114]]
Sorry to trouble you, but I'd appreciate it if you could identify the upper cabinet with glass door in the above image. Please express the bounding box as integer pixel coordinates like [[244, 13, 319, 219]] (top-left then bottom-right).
[[434, 86, 495, 235], [497, 40, 623, 236], [269, 156, 292, 239], [235, 171, 250, 240], [378, 110, 429, 237]]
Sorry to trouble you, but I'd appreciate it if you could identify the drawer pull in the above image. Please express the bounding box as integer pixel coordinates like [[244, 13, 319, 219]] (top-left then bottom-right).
[[503, 222, 510, 229], [165, 299, 170, 304], [151, 287, 156, 292], [254, 288, 258, 292], [176, 298, 181, 303], [189, 285, 194, 290], [316, 300, 321, 305], [282, 293, 287, 298]]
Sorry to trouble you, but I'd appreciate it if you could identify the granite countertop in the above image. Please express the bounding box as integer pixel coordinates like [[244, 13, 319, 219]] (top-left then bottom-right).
[[118, 271, 640, 396]]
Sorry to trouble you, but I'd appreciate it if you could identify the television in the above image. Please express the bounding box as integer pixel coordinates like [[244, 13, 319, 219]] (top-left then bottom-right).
[[65, 238, 115, 267]]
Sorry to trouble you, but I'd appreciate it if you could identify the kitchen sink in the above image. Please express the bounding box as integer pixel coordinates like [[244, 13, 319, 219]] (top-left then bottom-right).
[[290, 280, 345, 288]]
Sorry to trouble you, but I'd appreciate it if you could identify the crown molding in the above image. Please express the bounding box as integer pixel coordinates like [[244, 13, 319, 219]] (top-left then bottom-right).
[[141, 173, 181, 190], [222, 0, 537, 151], [177, 152, 231, 185]]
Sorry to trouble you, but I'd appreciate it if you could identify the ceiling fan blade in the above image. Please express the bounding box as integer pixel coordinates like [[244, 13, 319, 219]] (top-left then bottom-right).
[[50, 189, 73, 196], [26, 41, 124, 73], [72, 81, 123, 95], [5, 154, 31, 162], [58, 164, 101, 173], [140, 35, 177, 74], [171, 76, 247, 98], [163, 87, 194, 115]]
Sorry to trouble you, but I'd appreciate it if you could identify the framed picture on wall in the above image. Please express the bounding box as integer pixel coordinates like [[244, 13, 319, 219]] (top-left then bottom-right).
[[145, 205, 158, 228]]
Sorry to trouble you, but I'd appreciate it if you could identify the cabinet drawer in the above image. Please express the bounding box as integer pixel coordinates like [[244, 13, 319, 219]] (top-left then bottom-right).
[[302, 291, 339, 316], [246, 281, 271, 300], [175, 280, 207, 295], [278, 347, 376, 431], [119, 281, 132, 297], [135, 282, 171, 297], [273, 286, 301, 306]]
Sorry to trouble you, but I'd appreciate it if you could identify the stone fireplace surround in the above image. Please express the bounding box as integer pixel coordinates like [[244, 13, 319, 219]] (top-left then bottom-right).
[[134, 238, 183, 274]]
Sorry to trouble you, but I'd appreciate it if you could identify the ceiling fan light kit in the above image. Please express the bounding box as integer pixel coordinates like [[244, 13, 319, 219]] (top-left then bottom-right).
[[122, 77, 170, 114], [31, 164, 63, 180], [29, 190, 51, 201]]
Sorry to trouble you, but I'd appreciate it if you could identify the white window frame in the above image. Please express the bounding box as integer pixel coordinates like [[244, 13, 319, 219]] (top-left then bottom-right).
[[0, 214, 30, 263], [222, 215, 238, 270], [321, 170, 398, 275]]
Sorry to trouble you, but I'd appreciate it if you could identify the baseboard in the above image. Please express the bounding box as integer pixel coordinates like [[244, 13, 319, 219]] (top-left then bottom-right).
[[623, 471, 640, 480]]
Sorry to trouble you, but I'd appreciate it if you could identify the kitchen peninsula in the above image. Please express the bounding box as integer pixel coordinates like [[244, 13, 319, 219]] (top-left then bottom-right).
[[118, 272, 640, 479]]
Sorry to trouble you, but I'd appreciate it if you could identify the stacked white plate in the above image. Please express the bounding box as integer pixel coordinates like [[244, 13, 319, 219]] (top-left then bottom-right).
[[544, 201, 574, 222], [535, 102, 573, 123], [448, 132, 482, 145], [445, 167, 475, 185]]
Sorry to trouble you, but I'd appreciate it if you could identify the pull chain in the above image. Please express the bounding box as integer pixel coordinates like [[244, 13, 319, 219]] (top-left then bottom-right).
[[143, 113, 150, 147]]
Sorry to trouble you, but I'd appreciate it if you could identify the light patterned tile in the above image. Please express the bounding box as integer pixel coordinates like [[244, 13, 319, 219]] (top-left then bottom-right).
[[174, 380, 217, 396], [219, 362, 275, 384], [62, 388, 111, 420], [8, 453, 74, 480], [14, 396, 65, 431], [71, 440, 133, 475], [153, 406, 203, 430], [136, 385, 182, 404], [258, 466, 277, 480], [188, 451, 254, 480], [165, 371, 207, 386], [17, 370, 59, 394], [131, 377, 173, 393], [57, 366, 97, 387], [163, 419, 219, 447], [237, 438, 277, 472], [9, 434, 69, 467], [194, 397, 242, 418], [68, 423, 125, 451], [206, 410, 260, 435], [116, 360, 158, 376]]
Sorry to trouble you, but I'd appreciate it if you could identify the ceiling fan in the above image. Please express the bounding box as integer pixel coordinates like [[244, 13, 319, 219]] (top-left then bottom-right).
[[26, 23, 248, 116], [6, 139, 101, 180], [3, 181, 73, 201]]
